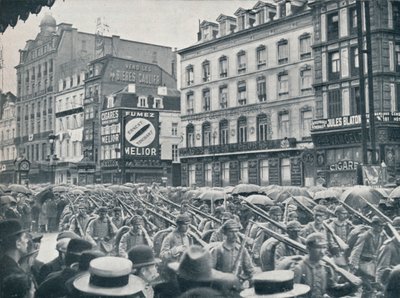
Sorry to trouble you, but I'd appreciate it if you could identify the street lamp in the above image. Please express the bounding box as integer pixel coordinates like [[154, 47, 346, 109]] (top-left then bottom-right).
[[47, 134, 59, 184]]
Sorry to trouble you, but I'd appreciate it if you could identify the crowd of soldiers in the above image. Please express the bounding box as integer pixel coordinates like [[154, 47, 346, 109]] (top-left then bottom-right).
[[1, 184, 400, 297]]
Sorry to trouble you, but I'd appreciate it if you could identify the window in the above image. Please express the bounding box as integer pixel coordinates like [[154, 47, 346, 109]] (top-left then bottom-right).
[[239, 161, 249, 183], [172, 144, 178, 162], [222, 162, 230, 186], [278, 39, 289, 64], [257, 76, 267, 102], [329, 51, 341, 80], [349, 6, 357, 35], [219, 56, 228, 77], [328, 89, 342, 118], [42, 143, 46, 160], [258, 10, 265, 24], [260, 160, 269, 185], [237, 81, 247, 105], [203, 89, 211, 111], [396, 43, 400, 73], [256, 45, 266, 68], [299, 34, 312, 59], [204, 163, 213, 186], [393, 2, 400, 31], [278, 73, 289, 95], [186, 92, 194, 114], [350, 47, 359, 77], [202, 122, 212, 147], [186, 65, 194, 86], [238, 116, 247, 143], [189, 164, 196, 186], [186, 124, 195, 148], [237, 51, 246, 73], [107, 96, 114, 109], [154, 98, 163, 109], [202, 61, 211, 82], [257, 114, 268, 142], [238, 14, 245, 30], [219, 86, 228, 109], [301, 110, 313, 138], [171, 123, 178, 136], [350, 86, 361, 115], [281, 158, 291, 185], [279, 112, 290, 138], [300, 68, 313, 90], [327, 12, 339, 41], [219, 119, 229, 145]]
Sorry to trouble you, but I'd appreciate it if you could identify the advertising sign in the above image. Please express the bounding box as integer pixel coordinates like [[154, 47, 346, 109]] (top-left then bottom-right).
[[123, 110, 159, 160]]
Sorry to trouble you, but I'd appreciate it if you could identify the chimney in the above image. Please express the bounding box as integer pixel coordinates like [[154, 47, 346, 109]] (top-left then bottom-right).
[[197, 19, 202, 41], [127, 84, 136, 93]]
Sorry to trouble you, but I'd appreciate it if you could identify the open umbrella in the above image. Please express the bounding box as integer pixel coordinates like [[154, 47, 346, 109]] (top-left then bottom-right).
[[231, 184, 261, 196], [108, 185, 133, 193], [0, 184, 8, 192], [245, 194, 274, 206], [71, 189, 85, 195], [389, 186, 400, 200], [197, 190, 225, 201], [1, 195, 17, 205], [308, 185, 327, 195], [8, 184, 32, 195], [35, 187, 55, 204], [275, 187, 311, 203], [283, 195, 316, 209], [182, 189, 203, 200], [340, 185, 386, 209], [53, 185, 70, 193], [313, 189, 342, 201]]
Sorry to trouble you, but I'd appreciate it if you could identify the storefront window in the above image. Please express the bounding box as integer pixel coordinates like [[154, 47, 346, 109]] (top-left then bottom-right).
[[240, 161, 248, 183], [222, 162, 230, 186], [260, 160, 269, 185], [281, 158, 291, 185], [204, 163, 212, 187], [189, 164, 196, 186]]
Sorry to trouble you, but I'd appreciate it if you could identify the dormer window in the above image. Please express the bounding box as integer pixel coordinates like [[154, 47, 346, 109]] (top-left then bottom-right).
[[202, 60, 211, 82], [186, 65, 194, 86], [138, 96, 148, 108], [153, 97, 164, 109], [237, 50, 247, 73], [238, 14, 245, 30]]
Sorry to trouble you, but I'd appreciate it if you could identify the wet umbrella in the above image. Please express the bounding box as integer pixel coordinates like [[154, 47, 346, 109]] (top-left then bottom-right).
[[340, 185, 386, 209], [308, 185, 327, 195], [231, 183, 261, 196], [182, 189, 203, 200], [245, 194, 274, 206], [108, 185, 133, 193], [8, 184, 32, 195], [389, 186, 400, 200], [0, 195, 17, 205], [71, 189, 85, 196], [197, 190, 225, 201], [35, 187, 55, 204], [0, 184, 8, 192], [313, 189, 342, 201], [223, 186, 235, 194], [53, 185, 70, 193], [275, 187, 311, 203], [283, 195, 316, 209]]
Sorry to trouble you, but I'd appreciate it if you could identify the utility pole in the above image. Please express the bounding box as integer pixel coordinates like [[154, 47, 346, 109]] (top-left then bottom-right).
[[356, 0, 369, 165]]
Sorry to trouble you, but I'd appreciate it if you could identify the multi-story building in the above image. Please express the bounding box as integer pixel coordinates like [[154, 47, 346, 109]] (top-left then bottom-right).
[[54, 71, 85, 184], [100, 82, 181, 185], [15, 14, 177, 184], [0, 92, 17, 183], [178, 0, 315, 187], [81, 55, 178, 184], [309, 0, 400, 186]]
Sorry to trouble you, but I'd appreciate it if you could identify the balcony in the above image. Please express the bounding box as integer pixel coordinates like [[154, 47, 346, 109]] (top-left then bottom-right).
[[179, 138, 297, 157]]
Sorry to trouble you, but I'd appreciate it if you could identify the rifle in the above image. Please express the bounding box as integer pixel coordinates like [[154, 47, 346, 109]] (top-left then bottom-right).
[[66, 197, 85, 237], [233, 221, 252, 277], [340, 200, 372, 225], [362, 199, 393, 225], [250, 221, 362, 287], [290, 196, 349, 253]]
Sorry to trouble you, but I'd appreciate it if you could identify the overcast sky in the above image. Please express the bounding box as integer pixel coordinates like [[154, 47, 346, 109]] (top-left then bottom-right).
[[0, 0, 259, 93]]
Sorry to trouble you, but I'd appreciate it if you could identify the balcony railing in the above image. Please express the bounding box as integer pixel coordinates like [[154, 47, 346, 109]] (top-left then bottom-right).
[[179, 138, 296, 157]]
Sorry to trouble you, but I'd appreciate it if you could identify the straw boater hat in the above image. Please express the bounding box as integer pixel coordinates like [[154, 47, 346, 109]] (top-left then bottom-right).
[[240, 271, 310, 298], [73, 256, 146, 296]]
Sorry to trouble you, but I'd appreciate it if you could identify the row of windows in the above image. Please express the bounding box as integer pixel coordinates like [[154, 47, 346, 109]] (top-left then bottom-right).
[[0, 147, 16, 162], [59, 73, 85, 91], [106, 96, 164, 109], [185, 34, 311, 86], [185, 68, 312, 114], [0, 129, 15, 141], [57, 114, 83, 131], [22, 75, 54, 97], [55, 140, 82, 160], [19, 59, 54, 85], [56, 93, 84, 113], [28, 43, 53, 61], [185, 111, 312, 148], [17, 115, 52, 136], [187, 158, 292, 187]]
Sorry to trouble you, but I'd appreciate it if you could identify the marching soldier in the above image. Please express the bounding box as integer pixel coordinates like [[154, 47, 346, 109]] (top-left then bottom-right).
[[203, 206, 225, 232], [86, 207, 118, 254], [329, 206, 353, 242], [160, 214, 192, 263], [275, 220, 304, 267], [118, 215, 152, 258], [111, 207, 124, 229], [68, 204, 91, 237], [209, 212, 235, 243]]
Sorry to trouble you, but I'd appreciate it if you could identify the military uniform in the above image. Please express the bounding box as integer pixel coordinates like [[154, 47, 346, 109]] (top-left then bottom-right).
[[119, 229, 149, 258], [159, 229, 192, 262], [376, 238, 400, 285], [68, 214, 91, 236]]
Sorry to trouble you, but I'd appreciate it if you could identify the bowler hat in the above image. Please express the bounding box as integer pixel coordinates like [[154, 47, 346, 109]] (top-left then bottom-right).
[[128, 245, 161, 269], [168, 245, 236, 282], [56, 238, 71, 253], [71, 250, 105, 271], [176, 214, 191, 224], [73, 257, 146, 296], [241, 270, 310, 298], [56, 231, 80, 241], [66, 238, 93, 256], [0, 219, 26, 240]]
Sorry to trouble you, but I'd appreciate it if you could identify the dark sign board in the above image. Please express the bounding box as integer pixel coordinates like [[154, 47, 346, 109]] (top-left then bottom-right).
[[108, 60, 162, 87], [122, 109, 160, 160]]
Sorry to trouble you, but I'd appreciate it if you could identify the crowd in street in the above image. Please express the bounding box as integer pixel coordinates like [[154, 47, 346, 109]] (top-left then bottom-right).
[[1, 182, 400, 297]]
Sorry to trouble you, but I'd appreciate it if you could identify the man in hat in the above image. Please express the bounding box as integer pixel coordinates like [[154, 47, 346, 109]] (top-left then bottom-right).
[[376, 217, 400, 287], [35, 238, 93, 298], [294, 232, 356, 298], [274, 220, 304, 266], [86, 206, 118, 253], [112, 207, 124, 229], [349, 215, 386, 297], [19, 232, 43, 286], [209, 211, 234, 243], [160, 214, 193, 262], [252, 206, 284, 264], [0, 219, 30, 288], [329, 206, 353, 241], [203, 206, 225, 232], [129, 245, 161, 298], [210, 219, 254, 280], [69, 203, 91, 237], [119, 215, 153, 258], [37, 231, 79, 284]]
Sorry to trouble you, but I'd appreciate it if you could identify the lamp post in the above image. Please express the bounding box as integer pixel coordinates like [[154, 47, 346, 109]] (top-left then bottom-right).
[[47, 134, 59, 184]]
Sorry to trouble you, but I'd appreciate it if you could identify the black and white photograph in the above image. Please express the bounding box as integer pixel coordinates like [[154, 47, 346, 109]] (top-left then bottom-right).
[[0, 0, 400, 297]]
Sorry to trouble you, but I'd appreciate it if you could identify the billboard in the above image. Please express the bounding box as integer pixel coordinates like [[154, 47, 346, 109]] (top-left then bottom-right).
[[123, 109, 160, 160]]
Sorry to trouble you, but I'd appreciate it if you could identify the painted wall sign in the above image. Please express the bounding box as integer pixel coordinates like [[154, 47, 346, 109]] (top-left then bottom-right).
[[108, 61, 161, 86], [101, 110, 120, 125], [329, 160, 359, 171]]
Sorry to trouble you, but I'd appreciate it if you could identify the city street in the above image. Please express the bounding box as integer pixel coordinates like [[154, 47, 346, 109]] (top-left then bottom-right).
[[36, 233, 58, 263]]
